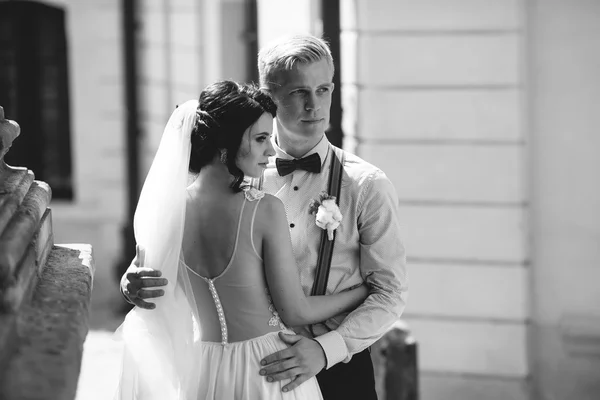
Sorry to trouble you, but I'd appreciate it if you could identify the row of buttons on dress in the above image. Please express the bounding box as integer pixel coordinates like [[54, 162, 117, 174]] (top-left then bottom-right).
[[207, 279, 228, 346]]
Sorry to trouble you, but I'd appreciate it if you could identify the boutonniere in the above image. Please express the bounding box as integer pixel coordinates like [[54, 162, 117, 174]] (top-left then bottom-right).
[[308, 191, 343, 240]]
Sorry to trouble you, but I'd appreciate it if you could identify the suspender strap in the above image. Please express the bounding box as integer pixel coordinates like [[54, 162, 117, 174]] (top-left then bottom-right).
[[311, 146, 345, 296]]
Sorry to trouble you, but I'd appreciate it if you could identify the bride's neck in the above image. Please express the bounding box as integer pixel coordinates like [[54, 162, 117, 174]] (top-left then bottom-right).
[[195, 159, 235, 192]]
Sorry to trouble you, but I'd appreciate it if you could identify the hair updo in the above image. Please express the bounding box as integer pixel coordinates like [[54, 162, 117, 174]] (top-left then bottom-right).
[[189, 80, 277, 192]]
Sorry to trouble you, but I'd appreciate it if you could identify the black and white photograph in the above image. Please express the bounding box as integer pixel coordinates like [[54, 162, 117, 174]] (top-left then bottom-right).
[[0, 1, 599, 399]]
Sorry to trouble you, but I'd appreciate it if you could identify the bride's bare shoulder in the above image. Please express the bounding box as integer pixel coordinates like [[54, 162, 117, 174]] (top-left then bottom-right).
[[254, 193, 286, 230]]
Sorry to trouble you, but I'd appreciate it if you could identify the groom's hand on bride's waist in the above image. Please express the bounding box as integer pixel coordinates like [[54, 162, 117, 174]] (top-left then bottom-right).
[[120, 267, 167, 309], [259, 332, 326, 393]]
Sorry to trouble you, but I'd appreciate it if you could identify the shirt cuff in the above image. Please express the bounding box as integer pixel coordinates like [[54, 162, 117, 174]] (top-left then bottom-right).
[[314, 331, 348, 369]]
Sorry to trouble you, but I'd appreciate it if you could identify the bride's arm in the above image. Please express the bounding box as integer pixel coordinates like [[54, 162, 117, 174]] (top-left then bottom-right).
[[256, 194, 368, 327]]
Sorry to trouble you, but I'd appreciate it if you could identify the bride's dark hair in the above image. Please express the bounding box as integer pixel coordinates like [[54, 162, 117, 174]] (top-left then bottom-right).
[[189, 80, 277, 192]]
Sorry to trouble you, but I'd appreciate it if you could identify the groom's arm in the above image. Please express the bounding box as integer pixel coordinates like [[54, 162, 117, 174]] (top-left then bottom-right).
[[314, 169, 408, 368], [260, 170, 408, 390]]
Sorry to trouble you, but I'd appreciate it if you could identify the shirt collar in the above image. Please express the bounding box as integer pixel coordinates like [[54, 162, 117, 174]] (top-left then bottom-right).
[[271, 130, 330, 168]]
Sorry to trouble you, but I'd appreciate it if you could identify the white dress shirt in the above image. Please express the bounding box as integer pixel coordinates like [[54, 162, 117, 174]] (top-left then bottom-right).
[[258, 133, 408, 369]]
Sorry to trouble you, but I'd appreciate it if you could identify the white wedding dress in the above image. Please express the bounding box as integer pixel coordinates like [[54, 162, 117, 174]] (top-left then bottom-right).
[[115, 190, 324, 400], [181, 188, 323, 399]]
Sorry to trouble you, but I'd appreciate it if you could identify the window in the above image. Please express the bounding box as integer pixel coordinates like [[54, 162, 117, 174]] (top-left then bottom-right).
[[0, 1, 73, 200]]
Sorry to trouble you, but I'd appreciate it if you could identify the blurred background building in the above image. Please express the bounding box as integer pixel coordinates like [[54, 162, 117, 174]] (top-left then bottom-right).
[[0, 0, 599, 399]]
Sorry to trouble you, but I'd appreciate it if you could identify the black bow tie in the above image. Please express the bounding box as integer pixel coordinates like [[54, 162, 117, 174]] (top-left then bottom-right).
[[275, 153, 322, 177]]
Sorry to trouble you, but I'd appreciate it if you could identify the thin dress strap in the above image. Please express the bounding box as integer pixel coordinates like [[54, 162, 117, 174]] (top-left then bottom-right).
[[249, 196, 263, 261]]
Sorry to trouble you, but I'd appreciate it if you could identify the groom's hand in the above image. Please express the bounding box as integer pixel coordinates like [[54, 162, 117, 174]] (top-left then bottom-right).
[[120, 247, 168, 309], [121, 268, 167, 309], [259, 332, 326, 393]]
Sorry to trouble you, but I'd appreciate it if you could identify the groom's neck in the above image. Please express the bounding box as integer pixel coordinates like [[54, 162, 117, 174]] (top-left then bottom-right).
[[275, 127, 324, 159]]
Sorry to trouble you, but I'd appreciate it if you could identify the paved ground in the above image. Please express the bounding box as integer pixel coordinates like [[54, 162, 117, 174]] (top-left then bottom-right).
[[76, 329, 123, 400], [75, 278, 127, 400]]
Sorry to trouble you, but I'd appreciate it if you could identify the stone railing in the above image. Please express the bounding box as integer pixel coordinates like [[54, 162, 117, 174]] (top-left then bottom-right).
[[0, 106, 95, 400]]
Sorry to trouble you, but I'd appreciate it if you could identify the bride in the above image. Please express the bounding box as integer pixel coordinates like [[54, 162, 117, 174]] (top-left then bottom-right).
[[114, 80, 368, 399]]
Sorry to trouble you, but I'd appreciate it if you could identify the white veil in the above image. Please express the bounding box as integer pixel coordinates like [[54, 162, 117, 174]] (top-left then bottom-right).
[[115, 100, 202, 400]]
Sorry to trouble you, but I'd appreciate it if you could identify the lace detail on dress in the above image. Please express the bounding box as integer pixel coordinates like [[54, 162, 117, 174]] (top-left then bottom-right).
[[264, 288, 287, 330], [244, 187, 265, 202]]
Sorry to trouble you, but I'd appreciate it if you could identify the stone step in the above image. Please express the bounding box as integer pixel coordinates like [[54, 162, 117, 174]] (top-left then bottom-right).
[[1, 208, 53, 312], [0, 181, 51, 287], [0, 164, 35, 236], [0, 208, 53, 371]]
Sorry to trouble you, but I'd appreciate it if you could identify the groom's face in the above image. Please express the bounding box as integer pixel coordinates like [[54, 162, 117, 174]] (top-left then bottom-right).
[[270, 58, 334, 141]]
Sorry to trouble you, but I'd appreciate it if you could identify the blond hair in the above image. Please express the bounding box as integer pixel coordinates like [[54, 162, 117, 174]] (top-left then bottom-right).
[[258, 34, 334, 92]]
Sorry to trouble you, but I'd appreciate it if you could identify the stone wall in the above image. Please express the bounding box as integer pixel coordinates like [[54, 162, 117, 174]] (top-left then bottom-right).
[[340, 1, 528, 399], [528, 1, 600, 398], [0, 106, 95, 400]]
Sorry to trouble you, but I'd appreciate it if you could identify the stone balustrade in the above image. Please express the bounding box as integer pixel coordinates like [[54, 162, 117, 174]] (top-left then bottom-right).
[[0, 105, 95, 400]]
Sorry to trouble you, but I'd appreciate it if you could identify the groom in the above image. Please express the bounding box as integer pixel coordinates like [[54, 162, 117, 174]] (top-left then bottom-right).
[[253, 34, 407, 399], [121, 35, 407, 399]]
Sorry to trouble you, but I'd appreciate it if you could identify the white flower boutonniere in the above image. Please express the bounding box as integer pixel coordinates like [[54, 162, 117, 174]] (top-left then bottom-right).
[[308, 191, 342, 240]]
